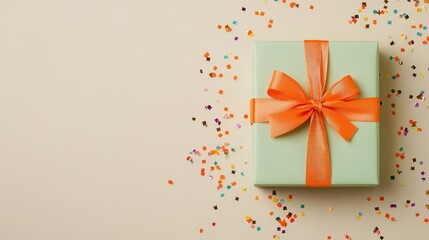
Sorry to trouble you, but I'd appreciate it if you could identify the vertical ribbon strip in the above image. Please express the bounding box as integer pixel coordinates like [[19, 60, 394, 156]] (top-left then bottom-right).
[[250, 40, 379, 187]]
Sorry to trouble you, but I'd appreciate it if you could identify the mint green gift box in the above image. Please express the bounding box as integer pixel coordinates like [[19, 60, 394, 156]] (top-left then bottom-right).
[[253, 41, 379, 187]]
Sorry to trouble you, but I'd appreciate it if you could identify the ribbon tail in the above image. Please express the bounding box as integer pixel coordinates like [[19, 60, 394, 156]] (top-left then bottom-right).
[[323, 107, 358, 142], [306, 112, 331, 187]]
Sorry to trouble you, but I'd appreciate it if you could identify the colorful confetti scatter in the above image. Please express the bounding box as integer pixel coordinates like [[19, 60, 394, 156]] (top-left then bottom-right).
[[173, 0, 429, 238]]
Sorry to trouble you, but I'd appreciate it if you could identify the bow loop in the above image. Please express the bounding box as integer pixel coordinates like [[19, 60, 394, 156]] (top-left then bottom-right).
[[322, 75, 360, 102], [267, 70, 308, 101]]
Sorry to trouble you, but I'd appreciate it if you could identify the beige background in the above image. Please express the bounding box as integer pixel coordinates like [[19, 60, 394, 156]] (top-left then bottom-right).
[[0, 0, 428, 239]]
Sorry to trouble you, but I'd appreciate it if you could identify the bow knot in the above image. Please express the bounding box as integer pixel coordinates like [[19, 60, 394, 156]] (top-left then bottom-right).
[[311, 99, 323, 113]]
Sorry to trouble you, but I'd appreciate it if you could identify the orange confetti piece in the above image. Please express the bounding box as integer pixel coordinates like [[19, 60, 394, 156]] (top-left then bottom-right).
[[231, 181, 237, 186], [255, 11, 265, 16], [217, 25, 222, 29], [233, 75, 238, 80], [200, 168, 205, 176], [278, 219, 287, 227], [224, 107, 228, 111], [290, 2, 296, 8], [202, 146, 207, 151], [218, 89, 223, 95], [234, 55, 239, 60], [424, 218, 429, 223], [218, 73, 223, 78], [226, 64, 231, 69], [225, 131, 229, 135], [168, 180, 173, 185], [229, 113, 234, 118], [243, 114, 248, 119], [220, 175, 225, 180], [204, 52, 210, 58], [310, 5, 314, 10], [225, 25, 232, 32], [202, 159, 206, 164]]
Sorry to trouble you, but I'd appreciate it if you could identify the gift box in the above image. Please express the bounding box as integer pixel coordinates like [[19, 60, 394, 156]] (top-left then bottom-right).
[[251, 41, 379, 187]]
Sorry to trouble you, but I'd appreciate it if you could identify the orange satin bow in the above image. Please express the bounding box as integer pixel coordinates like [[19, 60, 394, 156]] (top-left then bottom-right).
[[250, 40, 379, 187]]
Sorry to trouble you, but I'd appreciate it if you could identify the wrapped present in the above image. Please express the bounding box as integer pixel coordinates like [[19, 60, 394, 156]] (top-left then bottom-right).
[[250, 40, 379, 187]]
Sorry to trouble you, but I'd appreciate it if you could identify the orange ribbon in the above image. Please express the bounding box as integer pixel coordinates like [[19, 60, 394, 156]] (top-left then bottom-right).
[[250, 40, 379, 187]]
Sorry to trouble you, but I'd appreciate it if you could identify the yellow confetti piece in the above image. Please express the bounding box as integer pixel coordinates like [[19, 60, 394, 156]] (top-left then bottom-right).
[[241, 187, 247, 191]]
